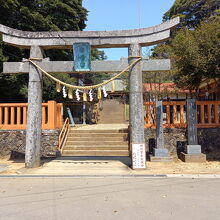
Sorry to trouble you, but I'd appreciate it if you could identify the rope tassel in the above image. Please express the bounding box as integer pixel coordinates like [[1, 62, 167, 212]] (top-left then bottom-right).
[[68, 88, 73, 99], [56, 82, 61, 92], [76, 89, 80, 101], [62, 86, 67, 98], [111, 80, 116, 93], [103, 86, 108, 98], [83, 90, 87, 102], [98, 87, 102, 100], [89, 89, 93, 102]]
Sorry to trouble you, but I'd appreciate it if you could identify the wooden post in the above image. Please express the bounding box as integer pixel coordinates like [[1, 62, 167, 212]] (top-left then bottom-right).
[[11, 107, 15, 125], [17, 107, 21, 125], [207, 104, 212, 124], [128, 43, 146, 169], [5, 107, 9, 125], [47, 101, 57, 129], [25, 46, 43, 168], [214, 104, 219, 124], [180, 104, 184, 124], [200, 104, 205, 124], [166, 104, 170, 125], [0, 107, 2, 125]]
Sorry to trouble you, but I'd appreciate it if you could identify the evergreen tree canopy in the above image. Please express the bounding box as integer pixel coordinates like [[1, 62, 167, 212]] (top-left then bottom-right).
[[163, 0, 220, 28], [0, 1, 107, 102], [0, 0, 87, 31], [171, 21, 220, 89], [151, 0, 220, 92]]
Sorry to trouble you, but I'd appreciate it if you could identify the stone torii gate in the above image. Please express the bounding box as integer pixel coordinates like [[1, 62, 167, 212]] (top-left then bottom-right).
[[0, 17, 179, 169]]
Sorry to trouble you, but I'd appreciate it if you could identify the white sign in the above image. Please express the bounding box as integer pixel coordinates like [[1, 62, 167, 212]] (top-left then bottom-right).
[[132, 143, 146, 169]]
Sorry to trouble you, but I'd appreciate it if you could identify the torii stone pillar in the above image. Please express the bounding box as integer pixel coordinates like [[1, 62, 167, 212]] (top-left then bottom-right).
[[25, 46, 43, 168], [129, 43, 144, 143], [129, 44, 145, 168]]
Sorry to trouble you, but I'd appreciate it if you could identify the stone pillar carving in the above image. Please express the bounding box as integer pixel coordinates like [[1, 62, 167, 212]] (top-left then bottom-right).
[[180, 99, 206, 162], [150, 101, 172, 162]]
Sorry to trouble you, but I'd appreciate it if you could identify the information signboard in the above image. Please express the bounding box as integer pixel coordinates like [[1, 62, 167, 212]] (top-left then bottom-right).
[[132, 143, 146, 169]]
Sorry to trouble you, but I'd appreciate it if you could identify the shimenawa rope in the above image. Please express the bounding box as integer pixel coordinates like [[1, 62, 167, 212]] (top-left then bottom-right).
[[28, 57, 142, 90]]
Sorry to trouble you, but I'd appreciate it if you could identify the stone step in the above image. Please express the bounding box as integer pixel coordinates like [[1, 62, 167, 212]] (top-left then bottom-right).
[[68, 133, 128, 138], [67, 137, 128, 141], [69, 129, 128, 134], [66, 141, 127, 145], [64, 145, 128, 150], [98, 121, 126, 124], [99, 112, 124, 115], [100, 111, 123, 113], [99, 118, 125, 121], [99, 118, 124, 120], [101, 105, 123, 107], [62, 150, 129, 156], [63, 125, 129, 157]]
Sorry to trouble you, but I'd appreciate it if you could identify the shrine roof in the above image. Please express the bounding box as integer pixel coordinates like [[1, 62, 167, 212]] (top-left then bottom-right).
[[143, 82, 192, 94]]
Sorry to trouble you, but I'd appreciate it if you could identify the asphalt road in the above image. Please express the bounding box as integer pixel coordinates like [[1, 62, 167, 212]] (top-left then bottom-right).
[[0, 177, 219, 220]]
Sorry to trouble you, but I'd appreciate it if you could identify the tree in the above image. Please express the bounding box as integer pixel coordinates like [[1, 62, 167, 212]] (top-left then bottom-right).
[[171, 21, 220, 89], [0, 0, 104, 102], [150, 0, 220, 91], [0, 0, 87, 31], [163, 0, 220, 29]]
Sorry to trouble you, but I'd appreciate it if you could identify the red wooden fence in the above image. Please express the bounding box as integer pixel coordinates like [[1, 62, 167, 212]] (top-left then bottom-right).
[[0, 101, 63, 130], [144, 101, 220, 128]]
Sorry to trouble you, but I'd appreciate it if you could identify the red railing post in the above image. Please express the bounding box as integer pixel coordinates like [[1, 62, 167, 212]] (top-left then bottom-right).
[[47, 101, 57, 129]]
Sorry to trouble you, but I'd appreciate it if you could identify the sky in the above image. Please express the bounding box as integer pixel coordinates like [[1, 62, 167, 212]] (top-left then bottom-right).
[[83, 0, 176, 60]]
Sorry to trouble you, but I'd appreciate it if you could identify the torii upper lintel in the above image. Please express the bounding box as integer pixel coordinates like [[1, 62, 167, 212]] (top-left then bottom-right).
[[0, 17, 179, 49]]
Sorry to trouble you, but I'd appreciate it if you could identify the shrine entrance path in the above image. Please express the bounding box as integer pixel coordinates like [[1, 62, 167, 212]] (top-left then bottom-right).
[[1, 159, 220, 176], [73, 123, 129, 130]]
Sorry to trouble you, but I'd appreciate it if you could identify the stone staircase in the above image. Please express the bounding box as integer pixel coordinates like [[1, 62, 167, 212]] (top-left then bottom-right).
[[62, 126, 129, 156], [98, 99, 125, 124]]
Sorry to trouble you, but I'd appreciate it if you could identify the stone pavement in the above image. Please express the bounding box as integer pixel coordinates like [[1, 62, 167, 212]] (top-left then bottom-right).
[[0, 164, 9, 173], [1, 156, 220, 176]]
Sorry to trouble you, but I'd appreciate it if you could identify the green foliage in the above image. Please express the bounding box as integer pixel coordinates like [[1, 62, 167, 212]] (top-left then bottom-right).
[[91, 49, 107, 61], [0, 0, 107, 102], [150, 0, 220, 91], [171, 21, 220, 89], [84, 49, 108, 85], [163, 0, 220, 28], [42, 73, 77, 102], [0, 0, 87, 31]]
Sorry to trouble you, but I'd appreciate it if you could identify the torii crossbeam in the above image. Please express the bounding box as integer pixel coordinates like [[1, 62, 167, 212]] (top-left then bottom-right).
[[0, 17, 179, 169]]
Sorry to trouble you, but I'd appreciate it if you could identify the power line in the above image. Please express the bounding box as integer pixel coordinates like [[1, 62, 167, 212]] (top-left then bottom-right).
[[137, 0, 141, 28]]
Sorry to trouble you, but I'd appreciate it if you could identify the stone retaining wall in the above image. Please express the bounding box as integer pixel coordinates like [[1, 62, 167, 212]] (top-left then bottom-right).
[[0, 130, 59, 158], [1, 128, 219, 160], [144, 128, 220, 160]]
